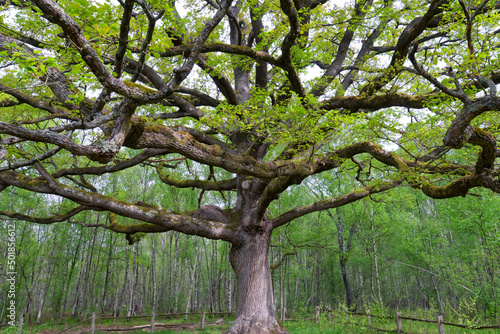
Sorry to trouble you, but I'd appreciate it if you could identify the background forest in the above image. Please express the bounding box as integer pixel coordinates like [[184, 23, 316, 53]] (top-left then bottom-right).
[[1, 161, 499, 326]]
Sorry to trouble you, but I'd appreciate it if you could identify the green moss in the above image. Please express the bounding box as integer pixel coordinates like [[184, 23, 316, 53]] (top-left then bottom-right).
[[123, 80, 158, 94]]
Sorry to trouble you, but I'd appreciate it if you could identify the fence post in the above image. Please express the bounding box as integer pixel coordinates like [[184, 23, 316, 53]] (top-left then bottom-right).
[[91, 312, 96, 334], [200, 310, 206, 329], [367, 310, 371, 326], [17, 314, 23, 334], [150, 311, 155, 334], [396, 312, 402, 334], [437, 314, 445, 334]]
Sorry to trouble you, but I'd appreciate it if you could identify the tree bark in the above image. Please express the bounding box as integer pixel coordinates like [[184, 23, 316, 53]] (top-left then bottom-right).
[[372, 222, 382, 305], [224, 226, 287, 334], [127, 243, 139, 316], [184, 243, 198, 319], [366, 203, 383, 305], [101, 233, 115, 313], [330, 209, 355, 310], [36, 231, 57, 323], [151, 234, 157, 315], [59, 230, 82, 322], [228, 266, 233, 314]]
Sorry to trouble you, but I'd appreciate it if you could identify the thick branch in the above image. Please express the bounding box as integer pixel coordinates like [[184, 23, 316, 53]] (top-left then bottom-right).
[[0, 120, 118, 163], [172, 0, 233, 85], [157, 164, 238, 190], [113, 0, 134, 79], [321, 92, 431, 111], [272, 180, 401, 228], [420, 173, 483, 198], [0, 82, 75, 116], [360, 0, 448, 96], [130, 0, 164, 82], [52, 148, 169, 179], [341, 22, 383, 91], [278, 0, 306, 98], [0, 170, 237, 242], [0, 146, 62, 172], [443, 96, 500, 148], [127, 125, 341, 178], [159, 43, 280, 67], [279, 0, 300, 63], [30, 0, 143, 98], [409, 43, 469, 103], [310, 0, 372, 97]]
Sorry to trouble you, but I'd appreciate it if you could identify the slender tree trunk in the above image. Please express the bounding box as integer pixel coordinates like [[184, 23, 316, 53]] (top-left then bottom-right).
[[151, 234, 157, 314], [128, 243, 139, 316], [279, 236, 285, 322], [212, 239, 219, 312], [224, 226, 287, 334], [202, 240, 214, 312], [185, 243, 199, 319], [101, 233, 115, 313], [112, 259, 121, 318], [173, 236, 180, 312], [71, 249, 87, 317], [90, 227, 105, 309], [36, 232, 57, 323], [372, 224, 382, 305], [78, 227, 98, 316], [284, 258, 288, 322], [60, 230, 82, 323], [194, 268, 199, 311], [358, 265, 364, 309], [228, 267, 233, 314], [158, 233, 167, 312], [330, 209, 355, 310], [367, 204, 383, 305], [116, 247, 130, 317]]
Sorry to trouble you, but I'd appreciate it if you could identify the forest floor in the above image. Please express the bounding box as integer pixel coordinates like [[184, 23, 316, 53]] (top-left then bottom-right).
[[7, 318, 500, 334], [38, 322, 229, 334], [4, 311, 500, 334]]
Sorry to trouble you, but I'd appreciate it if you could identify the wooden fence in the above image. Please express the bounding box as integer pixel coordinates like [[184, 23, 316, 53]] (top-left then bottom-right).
[[318, 310, 500, 333], [0, 311, 232, 334], [3, 309, 499, 333]]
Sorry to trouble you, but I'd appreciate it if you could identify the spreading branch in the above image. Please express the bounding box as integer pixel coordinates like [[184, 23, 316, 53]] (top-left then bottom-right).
[[0, 170, 237, 242]]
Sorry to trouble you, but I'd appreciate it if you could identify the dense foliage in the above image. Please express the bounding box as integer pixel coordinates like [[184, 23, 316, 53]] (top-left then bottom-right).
[[0, 0, 499, 332]]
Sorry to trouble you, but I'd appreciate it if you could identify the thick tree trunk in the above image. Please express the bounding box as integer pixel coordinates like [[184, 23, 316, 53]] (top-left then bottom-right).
[[224, 227, 287, 334]]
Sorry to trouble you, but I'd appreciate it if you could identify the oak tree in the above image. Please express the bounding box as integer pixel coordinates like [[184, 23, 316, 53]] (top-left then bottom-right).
[[1, 0, 500, 332]]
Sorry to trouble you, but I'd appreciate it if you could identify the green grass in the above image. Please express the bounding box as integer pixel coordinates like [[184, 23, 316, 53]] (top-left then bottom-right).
[[285, 321, 345, 334], [3, 314, 499, 334], [288, 319, 500, 334], [95, 326, 229, 334]]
